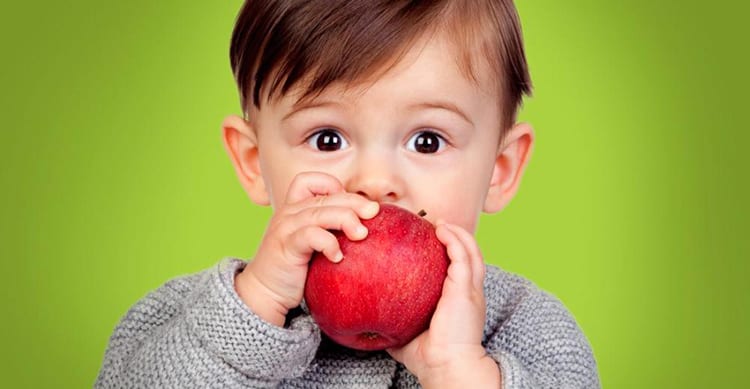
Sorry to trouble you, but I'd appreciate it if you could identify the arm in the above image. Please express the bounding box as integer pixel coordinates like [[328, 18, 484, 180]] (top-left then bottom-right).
[[388, 222, 501, 388], [96, 173, 379, 388], [94, 259, 320, 388], [389, 223, 600, 389]]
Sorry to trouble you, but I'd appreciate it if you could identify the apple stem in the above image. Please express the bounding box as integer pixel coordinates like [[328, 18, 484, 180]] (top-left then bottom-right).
[[418, 210, 427, 217]]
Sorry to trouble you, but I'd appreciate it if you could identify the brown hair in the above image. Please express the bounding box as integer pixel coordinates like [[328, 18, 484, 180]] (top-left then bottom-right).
[[229, 0, 531, 132]]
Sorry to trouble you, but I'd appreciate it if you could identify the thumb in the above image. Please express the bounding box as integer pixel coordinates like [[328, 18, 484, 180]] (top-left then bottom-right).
[[386, 346, 405, 364], [386, 334, 422, 366]]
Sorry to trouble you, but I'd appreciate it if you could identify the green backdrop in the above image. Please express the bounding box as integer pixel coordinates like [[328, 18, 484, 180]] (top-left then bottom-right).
[[1, 1, 748, 387]]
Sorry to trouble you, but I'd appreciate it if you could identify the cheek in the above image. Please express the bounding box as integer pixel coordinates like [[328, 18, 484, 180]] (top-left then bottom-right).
[[446, 159, 496, 228], [258, 157, 298, 208], [412, 169, 487, 231], [441, 193, 483, 232]]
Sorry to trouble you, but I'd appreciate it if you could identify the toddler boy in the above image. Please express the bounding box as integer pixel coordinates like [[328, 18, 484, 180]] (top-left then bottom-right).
[[96, 0, 600, 387]]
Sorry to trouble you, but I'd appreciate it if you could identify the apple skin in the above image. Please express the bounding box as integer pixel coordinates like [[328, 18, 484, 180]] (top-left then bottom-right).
[[304, 203, 449, 351]]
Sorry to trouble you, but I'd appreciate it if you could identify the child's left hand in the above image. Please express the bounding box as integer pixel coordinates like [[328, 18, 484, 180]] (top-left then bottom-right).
[[386, 221, 501, 388]]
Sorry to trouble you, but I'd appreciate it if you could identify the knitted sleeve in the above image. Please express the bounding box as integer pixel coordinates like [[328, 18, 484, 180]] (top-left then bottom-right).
[[482, 266, 601, 389], [94, 258, 321, 388]]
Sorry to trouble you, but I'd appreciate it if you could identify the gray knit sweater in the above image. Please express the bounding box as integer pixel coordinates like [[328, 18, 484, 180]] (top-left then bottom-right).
[[95, 258, 599, 388]]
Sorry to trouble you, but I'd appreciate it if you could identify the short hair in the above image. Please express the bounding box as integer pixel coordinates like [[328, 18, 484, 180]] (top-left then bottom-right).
[[230, 0, 532, 132]]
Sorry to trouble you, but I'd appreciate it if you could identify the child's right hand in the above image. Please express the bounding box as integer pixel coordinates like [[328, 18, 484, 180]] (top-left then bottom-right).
[[234, 172, 380, 327]]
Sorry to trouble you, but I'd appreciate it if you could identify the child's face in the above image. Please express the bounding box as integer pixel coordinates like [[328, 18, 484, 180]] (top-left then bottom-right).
[[241, 34, 528, 233]]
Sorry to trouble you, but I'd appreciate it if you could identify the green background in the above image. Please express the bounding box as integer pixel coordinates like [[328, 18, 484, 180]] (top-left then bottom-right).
[[1, 1, 748, 387]]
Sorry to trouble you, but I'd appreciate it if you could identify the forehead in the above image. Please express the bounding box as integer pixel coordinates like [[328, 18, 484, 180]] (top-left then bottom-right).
[[275, 32, 500, 111]]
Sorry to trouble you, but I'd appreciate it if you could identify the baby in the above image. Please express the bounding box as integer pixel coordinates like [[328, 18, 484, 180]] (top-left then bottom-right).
[[96, 1, 600, 387]]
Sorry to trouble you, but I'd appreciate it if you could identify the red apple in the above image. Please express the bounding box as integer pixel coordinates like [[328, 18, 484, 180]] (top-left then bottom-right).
[[304, 203, 449, 351]]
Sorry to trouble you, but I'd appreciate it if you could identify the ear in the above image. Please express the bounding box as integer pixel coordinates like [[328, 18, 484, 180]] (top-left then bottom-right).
[[483, 122, 535, 213], [221, 114, 270, 206]]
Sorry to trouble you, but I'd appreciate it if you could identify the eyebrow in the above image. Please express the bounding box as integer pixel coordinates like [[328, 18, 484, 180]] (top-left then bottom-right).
[[282, 100, 344, 122], [282, 98, 474, 126], [408, 101, 474, 126]]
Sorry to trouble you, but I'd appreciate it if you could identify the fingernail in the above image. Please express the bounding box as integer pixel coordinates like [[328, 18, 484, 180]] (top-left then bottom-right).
[[333, 251, 344, 263], [363, 202, 379, 218], [355, 225, 368, 239]]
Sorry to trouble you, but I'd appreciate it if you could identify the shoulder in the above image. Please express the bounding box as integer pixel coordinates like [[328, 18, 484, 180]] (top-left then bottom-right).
[[112, 258, 246, 339], [482, 264, 536, 310], [134, 258, 240, 308], [481, 264, 600, 386], [482, 263, 583, 336], [144, 257, 246, 300]]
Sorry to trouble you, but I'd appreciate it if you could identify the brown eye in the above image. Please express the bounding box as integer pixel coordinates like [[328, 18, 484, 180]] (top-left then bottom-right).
[[307, 129, 349, 152], [407, 131, 444, 154]]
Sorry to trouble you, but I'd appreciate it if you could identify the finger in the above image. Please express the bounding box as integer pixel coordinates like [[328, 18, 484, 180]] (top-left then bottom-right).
[[435, 223, 473, 294], [291, 191, 380, 221], [285, 171, 345, 204], [386, 334, 421, 366], [294, 205, 371, 241], [441, 223, 486, 291], [385, 346, 405, 364], [287, 225, 343, 263]]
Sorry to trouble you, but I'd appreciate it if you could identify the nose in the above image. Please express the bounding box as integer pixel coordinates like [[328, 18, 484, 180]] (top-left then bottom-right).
[[344, 152, 404, 203]]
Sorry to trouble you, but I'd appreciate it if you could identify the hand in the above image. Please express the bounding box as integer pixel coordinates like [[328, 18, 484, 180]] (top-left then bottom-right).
[[234, 172, 380, 327], [387, 222, 501, 388]]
